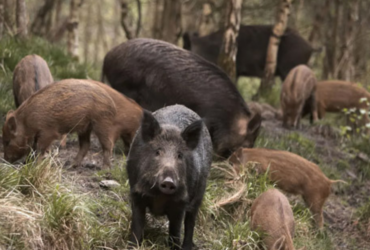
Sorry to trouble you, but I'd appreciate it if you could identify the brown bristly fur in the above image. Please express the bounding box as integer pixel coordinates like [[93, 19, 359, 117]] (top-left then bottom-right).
[[229, 147, 346, 228], [281, 65, 318, 128], [3, 79, 117, 168], [251, 189, 305, 250]]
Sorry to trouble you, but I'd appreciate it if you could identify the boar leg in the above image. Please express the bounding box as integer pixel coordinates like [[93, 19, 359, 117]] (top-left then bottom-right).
[[182, 209, 198, 250], [73, 130, 91, 167], [128, 197, 146, 248], [303, 194, 325, 229], [36, 132, 59, 157], [167, 208, 185, 250]]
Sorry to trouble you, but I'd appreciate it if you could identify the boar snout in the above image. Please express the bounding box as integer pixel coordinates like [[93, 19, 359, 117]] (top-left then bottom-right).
[[159, 176, 177, 195]]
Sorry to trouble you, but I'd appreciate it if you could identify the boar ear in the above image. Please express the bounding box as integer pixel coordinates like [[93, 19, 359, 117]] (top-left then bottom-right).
[[248, 113, 262, 135], [6, 112, 17, 135], [272, 235, 286, 250], [141, 110, 161, 142], [182, 120, 203, 150]]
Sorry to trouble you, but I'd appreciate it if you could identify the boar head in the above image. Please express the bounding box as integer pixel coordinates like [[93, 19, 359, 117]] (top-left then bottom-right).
[[130, 110, 203, 200], [2, 111, 30, 163]]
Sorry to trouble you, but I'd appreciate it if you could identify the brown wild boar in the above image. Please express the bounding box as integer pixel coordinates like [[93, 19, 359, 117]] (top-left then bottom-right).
[[229, 148, 345, 228], [3, 79, 117, 169], [248, 101, 282, 121], [12, 54, 54, 107], [12, 54, 68, 148], [281, 65, 318, 128], [86, 79, 143, 155], [251, 189, 305, 250], [310, 80, 370, 131]]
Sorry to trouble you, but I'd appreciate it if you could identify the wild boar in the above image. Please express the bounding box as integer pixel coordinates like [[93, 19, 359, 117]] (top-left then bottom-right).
[[248, 101, 282, 121], [182, 25, 314, 80], [281, 65, 318, 128], [126, 105, 212, 250], [86, 80, 143, 155], [251, 189, 305, 250], [229, 148, 345, 228], [307, 81, 370, 131], [102, 38, 260, 159], [12, 54, 54, 107], [2, 79, 117, 169]]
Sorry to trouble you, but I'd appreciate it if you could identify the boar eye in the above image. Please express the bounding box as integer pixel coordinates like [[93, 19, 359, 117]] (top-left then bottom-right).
[[155, 148, 162, 156], [177, 153, 183, 160]]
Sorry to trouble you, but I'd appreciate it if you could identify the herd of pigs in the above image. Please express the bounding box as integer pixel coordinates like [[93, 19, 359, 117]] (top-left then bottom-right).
[[3, 25, 370, 250]]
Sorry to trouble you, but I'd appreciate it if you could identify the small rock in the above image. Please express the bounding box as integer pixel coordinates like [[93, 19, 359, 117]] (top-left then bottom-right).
[[357, 152, 370, 163], [99, 180, 121, 189], [345, 169, 357, 179]]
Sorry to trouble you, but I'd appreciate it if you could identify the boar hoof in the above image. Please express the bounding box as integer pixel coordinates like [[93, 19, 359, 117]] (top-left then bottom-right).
[[85, 162, 101, 170]]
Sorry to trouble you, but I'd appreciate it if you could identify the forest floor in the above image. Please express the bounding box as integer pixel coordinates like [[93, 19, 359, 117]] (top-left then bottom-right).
[[1, 110, 369, 250]]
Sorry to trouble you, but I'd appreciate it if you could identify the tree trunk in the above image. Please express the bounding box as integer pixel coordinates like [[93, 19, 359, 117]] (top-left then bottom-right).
[[336, 0, 359, 81], [31, 0, 55, 36], [260, 0, 292, 94], [159, 0, 182, 44], [198, 3, 216, 36], [308, 0, 330, 45], [4, 0, 14, 34], [83, 0, 92, 63], [67, 0, 82, 59], [120, 0, 141, 40], [152, 0, 163, 39], [0, 0, 4, 39], [16, 0, 27, 38], [217, 0, 242, 82]]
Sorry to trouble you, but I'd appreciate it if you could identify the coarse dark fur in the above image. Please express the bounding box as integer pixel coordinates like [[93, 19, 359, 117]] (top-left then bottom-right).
[[183, 25, 314, 80], [126, 105, 212, 250], [102, 38, 259, 159]]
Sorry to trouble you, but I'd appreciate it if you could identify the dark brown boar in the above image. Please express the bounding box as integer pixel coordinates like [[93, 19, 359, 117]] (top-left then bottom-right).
[[310, 81, 370, 131], [281, 65, 318, 128], [229, 148, 345, 228], [251, 189, 305, 250], [13, 54, 54, 107], [85, 80, 143, 155], [102, 38, 261, 159], [2, 79, 117, 169], [183, 25, 314, 80]]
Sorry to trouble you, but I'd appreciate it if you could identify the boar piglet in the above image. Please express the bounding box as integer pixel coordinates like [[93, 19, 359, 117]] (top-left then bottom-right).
[[281, 65, 318, 128], [126, 105, 212, 250], [251, 189, 306, 250], [229, 148, 346, 228], [3, 79, 117, 168]]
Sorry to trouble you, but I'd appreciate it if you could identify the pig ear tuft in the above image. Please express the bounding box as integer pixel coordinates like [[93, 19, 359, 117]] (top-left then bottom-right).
[[272, 235, 286, 250], [7, 115, 17, 135], [181, 120, 203, 150], [248, 112, 262, 134], [141, 110, 161, 142]]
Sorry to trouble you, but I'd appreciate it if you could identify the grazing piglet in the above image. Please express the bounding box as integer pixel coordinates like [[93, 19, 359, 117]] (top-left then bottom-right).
[[12, 54, 68, 148], [310, 80, 370, 131], [251, 189, 305, 250], [2, 79, 117, 168], [12, 54, 54, 107], [229, 148, 345, 228], [87, 80, 143, 155], [281, 65, 318, 128], [126, 105, 212, 250]]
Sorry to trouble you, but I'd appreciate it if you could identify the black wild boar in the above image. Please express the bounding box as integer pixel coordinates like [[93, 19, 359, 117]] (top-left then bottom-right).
[[102, 38, 260, 159], [182, 25, 314, 80], [126, 105, 212, 250]]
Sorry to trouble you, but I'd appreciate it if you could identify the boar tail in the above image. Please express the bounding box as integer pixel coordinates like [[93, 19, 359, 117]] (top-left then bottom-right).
[[330, 179, 348, 185]]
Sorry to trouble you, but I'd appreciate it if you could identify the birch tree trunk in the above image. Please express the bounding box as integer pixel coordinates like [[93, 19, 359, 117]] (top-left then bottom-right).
[[160, 0, 182, 44], [198, 3, 216, 36], [260, 0, 292, 93], [217, 0, 242, 82], [0, 0, 4, 39], [67, 0, 82, 59], [16, 0, 27, 38]]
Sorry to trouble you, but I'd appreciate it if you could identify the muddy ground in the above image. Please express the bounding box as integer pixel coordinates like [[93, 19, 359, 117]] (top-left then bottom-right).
[[1, 114, 369, 249]]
